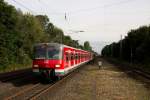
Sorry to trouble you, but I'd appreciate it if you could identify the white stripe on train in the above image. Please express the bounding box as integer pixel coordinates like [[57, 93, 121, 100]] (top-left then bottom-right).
[[55, 60, 90, 76]]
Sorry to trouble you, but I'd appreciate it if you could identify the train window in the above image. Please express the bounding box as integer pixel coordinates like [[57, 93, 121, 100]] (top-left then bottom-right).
[[73, 54, 75, 60], [78, 54, 80, 59], [81, 54, 83, 59], [75, 53, 78, 59], [34, 45, 47, 59], [48, 48, 60, 59], [71, 53, 74, 60], [66, 53, 69, 62]]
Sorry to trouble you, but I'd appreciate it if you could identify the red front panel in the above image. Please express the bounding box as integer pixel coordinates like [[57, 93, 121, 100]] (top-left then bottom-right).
[[32, 59, 63, 69]]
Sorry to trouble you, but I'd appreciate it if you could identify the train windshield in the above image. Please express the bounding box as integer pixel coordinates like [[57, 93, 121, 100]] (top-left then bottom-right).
[[34, 45, 47, 59], [34, 44, 61, 59], [47, 46, 61, 59]]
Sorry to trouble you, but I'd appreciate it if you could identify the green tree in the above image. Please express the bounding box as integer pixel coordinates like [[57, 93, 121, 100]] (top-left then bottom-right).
[[0, 0, 89, 72], [0, 0, 18, 68], [83, 41, 92, 51]]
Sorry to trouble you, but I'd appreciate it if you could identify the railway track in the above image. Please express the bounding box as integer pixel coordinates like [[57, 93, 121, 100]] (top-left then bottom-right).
[[1, 60, 149, 100], [117, 65, 150, 81], [132, 69, 150, 80], [30, 73, 74, 100], [106, 58, 150, 80], [0, 69, 33, 94], [3, 65, 82, 100], [0, 69, 32, 82]]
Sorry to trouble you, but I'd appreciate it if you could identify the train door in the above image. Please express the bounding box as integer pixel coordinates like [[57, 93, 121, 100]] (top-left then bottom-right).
[[64, 49, 71, 69], [79, 52, 81, 63], [81, 52, 83, 62], [70, 53, 74, 66], [75, 52, 77, 65], [73, 51, 75, 65], [77, 51, 80, 64]]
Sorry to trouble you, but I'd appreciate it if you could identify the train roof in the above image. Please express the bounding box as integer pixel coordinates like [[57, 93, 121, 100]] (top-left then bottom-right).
[[34, 43, 91, 53], [34, 43, 61, 47]]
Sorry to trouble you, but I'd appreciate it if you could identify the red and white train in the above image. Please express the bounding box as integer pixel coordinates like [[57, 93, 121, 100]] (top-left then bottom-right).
[[32, 43, 93, 79]]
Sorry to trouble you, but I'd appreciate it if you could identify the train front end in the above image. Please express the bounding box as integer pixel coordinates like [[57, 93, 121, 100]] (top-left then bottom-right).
[[32, 43, 63, 79]]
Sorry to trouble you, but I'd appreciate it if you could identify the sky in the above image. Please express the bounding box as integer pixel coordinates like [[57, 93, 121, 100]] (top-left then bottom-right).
[[5, 0, 150, 54]]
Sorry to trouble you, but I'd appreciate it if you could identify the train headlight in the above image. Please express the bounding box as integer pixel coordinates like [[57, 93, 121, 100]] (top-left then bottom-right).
[[44, 60, 49, 64], [55, 64, 60, 68], [33, 65, 39, 68]]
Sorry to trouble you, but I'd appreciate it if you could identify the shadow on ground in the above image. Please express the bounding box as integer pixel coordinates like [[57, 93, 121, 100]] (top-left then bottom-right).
[[0, 70, 54, 88]]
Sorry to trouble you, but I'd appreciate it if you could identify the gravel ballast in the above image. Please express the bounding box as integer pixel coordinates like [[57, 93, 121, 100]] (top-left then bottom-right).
[[37, 59, 150, 100]]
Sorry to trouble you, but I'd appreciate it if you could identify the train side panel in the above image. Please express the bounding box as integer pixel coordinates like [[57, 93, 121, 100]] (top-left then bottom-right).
[[55, 46, 92, 76]]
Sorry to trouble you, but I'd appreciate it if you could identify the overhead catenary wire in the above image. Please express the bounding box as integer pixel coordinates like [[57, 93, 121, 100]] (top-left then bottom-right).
[[40, 0, 138, 16], [38, 0, 64, 15], [11, 0, 64, 15], [11, 0, 137, 16], [12, 0, 36, 14], [11, 0, 148, 33], [68, 0, 137, 15]]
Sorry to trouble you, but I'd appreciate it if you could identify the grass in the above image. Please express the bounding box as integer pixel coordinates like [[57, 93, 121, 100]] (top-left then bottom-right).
[[0, 63, 31, 73], [35, 59, 150, 100], [63, 63, 150, 100]]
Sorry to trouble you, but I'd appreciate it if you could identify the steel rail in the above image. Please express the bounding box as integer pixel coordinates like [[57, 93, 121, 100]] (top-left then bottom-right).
[[4, 64, 86, 100], [5, 83, 40, 100], [132, 69, 150, 79], [0, 69, 31, 82], [30, 73, 74, 100]]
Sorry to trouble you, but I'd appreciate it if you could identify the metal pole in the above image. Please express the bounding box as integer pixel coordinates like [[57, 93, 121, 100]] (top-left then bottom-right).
[[61, 32, 62, 44], [130, 47, 133, 64], [60, 32, 63, 44], [111, 44, 113, 57], [120, 35, 122, 60]]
